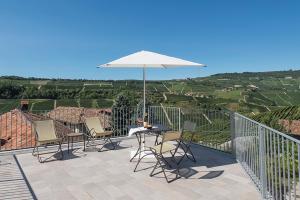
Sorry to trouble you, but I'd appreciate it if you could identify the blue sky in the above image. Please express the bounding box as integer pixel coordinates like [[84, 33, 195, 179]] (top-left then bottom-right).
[[0, 0, 299, 80]]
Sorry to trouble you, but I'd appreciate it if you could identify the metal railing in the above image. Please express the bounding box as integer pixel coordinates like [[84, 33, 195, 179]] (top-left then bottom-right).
[[110, 106, 139, 137], [234, 113, 300, 200], [181, 108, 232, 152], [110, 106, 181, 137], [1, 104, 300, 200], [0, 110, 35, 151], [0, 106, 182, 151], [148, 106, 181, 131]]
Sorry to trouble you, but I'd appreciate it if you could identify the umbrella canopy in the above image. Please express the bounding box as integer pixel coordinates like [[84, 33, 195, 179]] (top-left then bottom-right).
[[99, 50, 206, 122], [101, 50, 205, 68]]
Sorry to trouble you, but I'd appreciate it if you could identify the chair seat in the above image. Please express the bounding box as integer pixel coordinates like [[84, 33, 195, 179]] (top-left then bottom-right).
[[94, 131, 113, 137], [151, 142, 177, 154], [37, 138, 62, 145]]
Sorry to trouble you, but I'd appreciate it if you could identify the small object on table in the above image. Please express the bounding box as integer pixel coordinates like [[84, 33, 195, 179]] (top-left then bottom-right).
[[67, 132, 85, 153], [143, 121, 148, 127], [144, 123, 152, 129]]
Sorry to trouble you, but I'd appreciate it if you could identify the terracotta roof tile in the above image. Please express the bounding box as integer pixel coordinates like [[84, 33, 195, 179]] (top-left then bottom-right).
[[279, 119, 300, 135], [47, 107, 112, 128], [0, 109, 73, 150]]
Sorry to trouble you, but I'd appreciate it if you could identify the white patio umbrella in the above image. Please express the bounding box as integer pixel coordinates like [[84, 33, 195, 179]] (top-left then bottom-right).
[[99, 50, 206, 121]]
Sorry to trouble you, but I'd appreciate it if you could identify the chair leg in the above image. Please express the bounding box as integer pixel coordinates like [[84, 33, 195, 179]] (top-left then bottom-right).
[[98, 137, 116, 152], [182, 142, 196, 162], [154, 155, 169, 183], [134, 146, 145, 172], [35, 146, 43, 163], [150, 161, 159, 177], [175, 142, 197, 165], [59, 143, 64, 160], [150, 152, 180, 183], [98, 138, 106, 151], [86, 135, 97, 148], [32, 144, 37, 156], [33, 143, 63, 163], [170, 143, 181, 163], [108, 137, 116, 150], [186, 147, 196, 162]]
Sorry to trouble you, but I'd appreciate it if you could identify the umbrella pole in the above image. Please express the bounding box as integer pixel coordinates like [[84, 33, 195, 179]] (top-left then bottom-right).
[[143, 65, 146, 122]]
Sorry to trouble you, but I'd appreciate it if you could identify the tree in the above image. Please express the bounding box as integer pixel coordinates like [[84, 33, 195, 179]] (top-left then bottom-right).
[[0, 82, 24, 98]]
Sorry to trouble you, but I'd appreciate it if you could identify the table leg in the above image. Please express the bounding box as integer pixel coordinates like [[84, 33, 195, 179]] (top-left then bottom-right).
[[68, 137, 70, 154], [154, 133, 160, 145], [130, 133, 142, 162], [134, 132, 146, 172], [83, 134, 85, 151], [71, 137, 74, 152]]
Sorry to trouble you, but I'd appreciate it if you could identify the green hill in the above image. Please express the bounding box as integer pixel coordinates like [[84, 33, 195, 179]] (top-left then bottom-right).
[[250, 106, 300, 135], [0, 69, 300, 114]]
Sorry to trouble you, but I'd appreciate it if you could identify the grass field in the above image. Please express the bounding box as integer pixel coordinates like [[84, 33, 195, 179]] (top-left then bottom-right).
[[97, 99, 113, 108], [79, 99, 95, 108], [56, 99, 78, 107], [31, 100, 54, 111], [214, 90, 242, 100], [0, 99, 19, 113]]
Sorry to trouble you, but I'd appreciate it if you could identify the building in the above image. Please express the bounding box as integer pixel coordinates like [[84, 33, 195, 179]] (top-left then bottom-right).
[[0, 109, 73, 150]]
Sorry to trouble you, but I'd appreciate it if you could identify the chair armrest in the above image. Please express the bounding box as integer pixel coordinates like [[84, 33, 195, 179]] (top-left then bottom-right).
[[146, 145, 158, 154]]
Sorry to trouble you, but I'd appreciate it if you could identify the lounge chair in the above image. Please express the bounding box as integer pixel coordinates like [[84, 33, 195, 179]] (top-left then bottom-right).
[[84, 117, 115, 151], [32, 120, 63, 163], [149, 131, 182, 183]]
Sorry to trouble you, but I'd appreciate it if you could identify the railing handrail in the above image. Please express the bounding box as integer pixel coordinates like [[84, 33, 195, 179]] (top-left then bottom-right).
[[235, 112, 300, 144]]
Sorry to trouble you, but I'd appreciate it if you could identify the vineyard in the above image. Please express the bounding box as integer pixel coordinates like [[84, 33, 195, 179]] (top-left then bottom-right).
[[253, 106, 300, 124], [0, 70, 300, 116]]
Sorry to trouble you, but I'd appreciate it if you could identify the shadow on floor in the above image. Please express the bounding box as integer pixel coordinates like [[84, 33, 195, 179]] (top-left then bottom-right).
[[199, 170, 224, 179], [0, 155, 37, 200], [135, 144, 236, 180], [60, 149, 85, 160], [84, 140, 130, 152]]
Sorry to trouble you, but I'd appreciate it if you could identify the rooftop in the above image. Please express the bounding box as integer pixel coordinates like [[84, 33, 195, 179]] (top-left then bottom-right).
[[47, 107, 112, 124], [0, 137, 260, 200], [0, 108, 111, 150], [1, 105, 298, 200]]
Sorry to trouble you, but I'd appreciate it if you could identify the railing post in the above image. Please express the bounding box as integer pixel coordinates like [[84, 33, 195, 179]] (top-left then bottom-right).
[[259, 125, 267, 199], [230, 111, 236, 156], [178, 108, 181, 131]]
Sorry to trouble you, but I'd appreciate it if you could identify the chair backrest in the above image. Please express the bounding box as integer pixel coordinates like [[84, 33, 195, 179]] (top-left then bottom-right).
[[162, 131, 182, 143], [34, 120, 57, 141], [161, 121, 196, 145], [84, 117, 105, 135], [183, 121, 196, 132]]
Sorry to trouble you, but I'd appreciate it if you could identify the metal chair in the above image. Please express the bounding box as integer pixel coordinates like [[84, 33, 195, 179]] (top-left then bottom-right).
[[176, 121, 197, 164], [84, 117, 115, 151], [32, 120, 63, 163], [149, 131, 182, 183]]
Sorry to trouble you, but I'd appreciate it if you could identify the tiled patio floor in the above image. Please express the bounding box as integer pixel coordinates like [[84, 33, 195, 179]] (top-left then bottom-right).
[[0, 155, 36, 200], [1, 137, 260, 200]]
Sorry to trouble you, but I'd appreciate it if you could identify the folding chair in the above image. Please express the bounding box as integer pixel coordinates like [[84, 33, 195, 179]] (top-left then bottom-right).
[[32, 120, 63, 163], [149, 131, 182, 183], [176, 121, 197, 164], [84, 117, 116, 151]]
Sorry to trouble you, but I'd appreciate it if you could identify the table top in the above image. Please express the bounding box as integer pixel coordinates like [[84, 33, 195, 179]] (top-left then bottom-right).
[[67, 132, 84, 137], [128, 124, 169, 137]]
